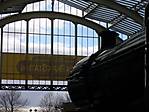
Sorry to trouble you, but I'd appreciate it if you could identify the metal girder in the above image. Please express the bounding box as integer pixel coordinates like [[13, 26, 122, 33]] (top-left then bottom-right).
[[0, 11, 106, 34], [83, 2, 98, 18], [108, 14, 126, 29], [145, 2, 149, 111], [83, 0, 143, 26], [109, 0, 147, 29]]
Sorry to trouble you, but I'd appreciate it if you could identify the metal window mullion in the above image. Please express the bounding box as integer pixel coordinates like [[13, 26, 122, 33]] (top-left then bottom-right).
[[38, 22, 40, 81], [13, 22, 16, 83], [33, 2, 35, 11], [87, 27, 88, 56], [45, 0, 47, 11], [69, 22, 71, 55], [39, 19, 41, 54], [98, 32, 100, 51], [7, 24, 9, 52], [57, 0, 59, 12], [45, 18, 47, 54], [3, 31, 26, 35], [25, 20, 29, 88], [39, 1, 41, 11], [33, 20, 35, 54], [13, 22, 15, 53], [26, 20, 29, 55], [0, 27, 3, 86], [63, 25, 66, 86], [51, 19, 54, 55], [52, 0, 54, 12], [57, 21, 59, 54], [64, 4, 66, 55], [75, 23, 77, 56], [20, 21, 22, 53], [64, 2, 66, 13], [19, 21, 22, 82], [63, 21, 65, 55], [81, 25, 83, 55], [6, 24, 9, 82], [69, 3, 71, 14]]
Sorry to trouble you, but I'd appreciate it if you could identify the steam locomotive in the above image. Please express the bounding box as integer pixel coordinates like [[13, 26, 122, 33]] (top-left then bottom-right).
[[67, 31, 145, 112]]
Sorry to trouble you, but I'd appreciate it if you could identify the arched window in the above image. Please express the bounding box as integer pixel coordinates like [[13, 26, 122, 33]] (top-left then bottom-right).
[[77, 24, 98, 56], [22, 0, 52, 12], [2, 18, 99, 56], [29, 18, 51, 54], [53, 19, 75, 55], [3, 20, 26, 53], [22, 0, 82, 17]]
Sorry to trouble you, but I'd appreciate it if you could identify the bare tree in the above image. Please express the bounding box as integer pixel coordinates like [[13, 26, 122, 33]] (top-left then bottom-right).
[[39, 92, 71, 112], [39, 93, 54, 112], [0, 91, 29, 112]]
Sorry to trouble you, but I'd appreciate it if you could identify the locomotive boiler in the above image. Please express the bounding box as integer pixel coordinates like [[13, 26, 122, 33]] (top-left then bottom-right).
[[67, 31, 145, 112]]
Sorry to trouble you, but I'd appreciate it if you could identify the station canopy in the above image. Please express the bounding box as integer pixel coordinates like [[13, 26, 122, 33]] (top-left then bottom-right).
[[0, 0, 148, 91]]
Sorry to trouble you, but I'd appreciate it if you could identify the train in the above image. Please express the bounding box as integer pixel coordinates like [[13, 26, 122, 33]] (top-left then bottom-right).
[[67, 31, 145, 112]]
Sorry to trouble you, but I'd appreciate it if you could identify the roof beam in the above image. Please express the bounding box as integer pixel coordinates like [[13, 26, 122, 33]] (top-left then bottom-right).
[[108, 14, 126, 29], [83, 0, 143, 25], [83, 3, 98, 18], [109, 1, 141, 29]]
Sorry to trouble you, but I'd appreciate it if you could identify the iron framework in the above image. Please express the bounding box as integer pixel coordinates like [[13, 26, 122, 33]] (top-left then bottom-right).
[[0, 0, 148, 91]]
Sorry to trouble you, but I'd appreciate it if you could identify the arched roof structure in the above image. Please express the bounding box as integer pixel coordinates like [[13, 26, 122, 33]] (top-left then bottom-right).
[[0, 0, 148, 36], [59, 0, 148, 36]]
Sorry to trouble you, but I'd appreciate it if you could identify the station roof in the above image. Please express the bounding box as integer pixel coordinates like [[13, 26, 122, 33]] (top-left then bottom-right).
[[0, 0, 148, 36], [59, 0, 148, 36]]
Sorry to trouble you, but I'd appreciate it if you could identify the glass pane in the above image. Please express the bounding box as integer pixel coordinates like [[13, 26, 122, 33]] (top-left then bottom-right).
[[3, 20, 26, 33], [54, 19, 75, 55], [29, 18, 51, 34], [14, 33, 26, 53], [22, 0, 82, 17], [77, 24, 99, 56]]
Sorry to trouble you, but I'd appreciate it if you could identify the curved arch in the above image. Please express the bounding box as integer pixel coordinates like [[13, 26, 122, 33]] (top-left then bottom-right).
[[0, 0, 143, 26], [86, 0, 143, 25], [0, 11, 106, 34]]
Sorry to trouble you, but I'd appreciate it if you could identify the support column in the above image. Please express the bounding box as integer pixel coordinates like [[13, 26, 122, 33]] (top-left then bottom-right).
[[51, 19, 54, 86], [97, 32, 101, 50], [145, 3, 149, 112], [0, 27, 3, 87], [25, 20, 29, 89]]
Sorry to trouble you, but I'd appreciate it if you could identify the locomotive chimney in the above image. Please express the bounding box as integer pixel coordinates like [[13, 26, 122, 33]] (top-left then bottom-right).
[[100, 30, 123, 49]]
